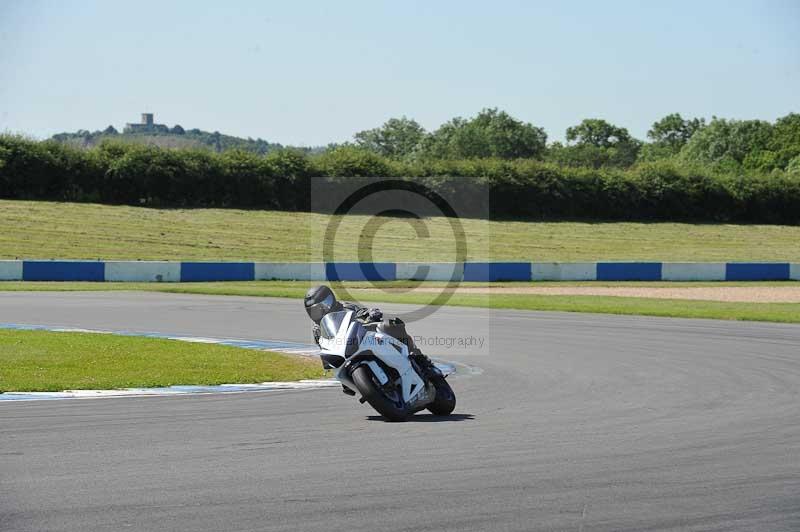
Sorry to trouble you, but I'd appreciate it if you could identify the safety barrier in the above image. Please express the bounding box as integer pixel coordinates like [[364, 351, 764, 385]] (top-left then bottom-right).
[[0, 260, 798, 282]]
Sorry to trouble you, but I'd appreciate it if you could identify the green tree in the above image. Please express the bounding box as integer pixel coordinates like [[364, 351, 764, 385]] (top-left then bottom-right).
[[566, 119, 632, 147], [639, 114, 705, 161], [766, 113, 800, 169], [354, 117, 426, 159], [680, 118, 773, 170], [647, 113, 705, 150], [551, 119, 641, 168], [421, 108, 547, 159], [787, 154, 800, 176]]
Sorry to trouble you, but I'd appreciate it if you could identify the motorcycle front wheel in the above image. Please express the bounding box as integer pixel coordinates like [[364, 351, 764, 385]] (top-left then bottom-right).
[[352, 365, 408, 422], [426, 376, 456, 416]]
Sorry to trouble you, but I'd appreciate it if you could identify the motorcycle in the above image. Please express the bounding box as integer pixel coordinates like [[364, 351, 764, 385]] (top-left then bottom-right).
[[317, 309, 456, 421]]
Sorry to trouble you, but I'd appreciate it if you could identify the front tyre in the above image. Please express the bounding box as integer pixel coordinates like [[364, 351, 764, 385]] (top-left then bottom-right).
[[351, 365, 408, 422], [427, 376, 456, 416]]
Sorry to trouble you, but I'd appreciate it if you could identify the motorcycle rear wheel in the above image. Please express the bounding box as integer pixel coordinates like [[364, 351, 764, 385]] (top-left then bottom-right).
[[352, 365, 408, 422]]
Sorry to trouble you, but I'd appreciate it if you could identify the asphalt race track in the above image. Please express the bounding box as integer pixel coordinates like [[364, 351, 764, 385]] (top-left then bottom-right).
[[2, 292, 799, 531]]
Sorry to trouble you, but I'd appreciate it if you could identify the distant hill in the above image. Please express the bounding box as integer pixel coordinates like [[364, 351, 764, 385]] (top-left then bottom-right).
[[50, 114, 311, 155]]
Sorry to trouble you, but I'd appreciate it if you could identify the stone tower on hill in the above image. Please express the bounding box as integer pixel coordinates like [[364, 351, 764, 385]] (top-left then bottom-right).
[[124, 112, 166, 133]]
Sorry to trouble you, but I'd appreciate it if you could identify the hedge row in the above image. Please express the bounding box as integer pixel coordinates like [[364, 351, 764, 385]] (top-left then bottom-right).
[[1, 135, 799, 223]]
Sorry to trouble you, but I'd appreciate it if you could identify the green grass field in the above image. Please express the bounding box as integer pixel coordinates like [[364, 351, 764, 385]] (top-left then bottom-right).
[[3, 200, 799, 325], [3, 199, 800, 261], [0, 329, 324, 392], [2, 281, 799, 324]]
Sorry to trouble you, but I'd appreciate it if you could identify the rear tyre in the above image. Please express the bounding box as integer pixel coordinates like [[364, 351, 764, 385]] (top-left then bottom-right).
[[427, 376, 456, 416], [352, 365, 408, 422]]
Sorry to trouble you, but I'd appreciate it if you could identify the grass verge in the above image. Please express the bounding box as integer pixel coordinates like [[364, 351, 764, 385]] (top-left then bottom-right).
[[1, 281, 800, 324], [3, 199, 800, 261], [0, 329, 324, 392]]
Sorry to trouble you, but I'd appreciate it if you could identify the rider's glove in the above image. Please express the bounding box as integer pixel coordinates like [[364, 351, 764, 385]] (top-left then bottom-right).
[[367, 308, 383, 322]]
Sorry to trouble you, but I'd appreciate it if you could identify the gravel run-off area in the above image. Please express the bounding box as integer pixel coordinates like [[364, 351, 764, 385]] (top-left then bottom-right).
[[373, 285, 800, 303]]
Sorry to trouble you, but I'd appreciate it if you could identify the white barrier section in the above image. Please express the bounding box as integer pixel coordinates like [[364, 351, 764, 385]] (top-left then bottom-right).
[[662, 263, 726, 281], [531, 262, 597, 281], [254, 262, 326, 281], [104, 261, 181, 282], [0, 260, 23, 281], [791, 264, 800, 281], [395, 262, 464, 282]]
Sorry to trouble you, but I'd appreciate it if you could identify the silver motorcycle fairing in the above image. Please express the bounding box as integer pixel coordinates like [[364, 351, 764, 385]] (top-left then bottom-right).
[[364, 332, 430, 405], [318, 311, 431, 406]]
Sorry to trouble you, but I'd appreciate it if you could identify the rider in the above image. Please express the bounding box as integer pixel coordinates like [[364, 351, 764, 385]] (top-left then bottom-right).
[[303, 285, 438, 379]]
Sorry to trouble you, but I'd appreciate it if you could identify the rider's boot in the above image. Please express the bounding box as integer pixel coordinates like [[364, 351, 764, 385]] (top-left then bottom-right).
[[342, 384, 356, 396], [410, 348, 440, 378]]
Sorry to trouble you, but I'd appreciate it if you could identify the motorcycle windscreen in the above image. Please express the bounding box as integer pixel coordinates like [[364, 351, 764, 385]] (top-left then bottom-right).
[[319, 310, 351, 340], [344, 321, 366, 358]]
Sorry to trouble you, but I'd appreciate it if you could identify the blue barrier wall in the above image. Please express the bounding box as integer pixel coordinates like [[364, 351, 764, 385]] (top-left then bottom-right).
[[463, 262, 532, 282], [326, 262, 396, 281], [180, 262, 255, 282], [23, 261, 105, 282], [597, 262, 662, 281], [725, 263, 790, 281], [6, 261, 799, 282]]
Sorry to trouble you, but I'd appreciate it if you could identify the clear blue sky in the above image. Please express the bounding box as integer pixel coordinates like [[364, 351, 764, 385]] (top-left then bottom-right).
[[1, 0, 798, 146]]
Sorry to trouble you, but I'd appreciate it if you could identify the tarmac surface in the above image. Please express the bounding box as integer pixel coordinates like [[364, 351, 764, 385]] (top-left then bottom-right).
[[2, 291, 799, 531]]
